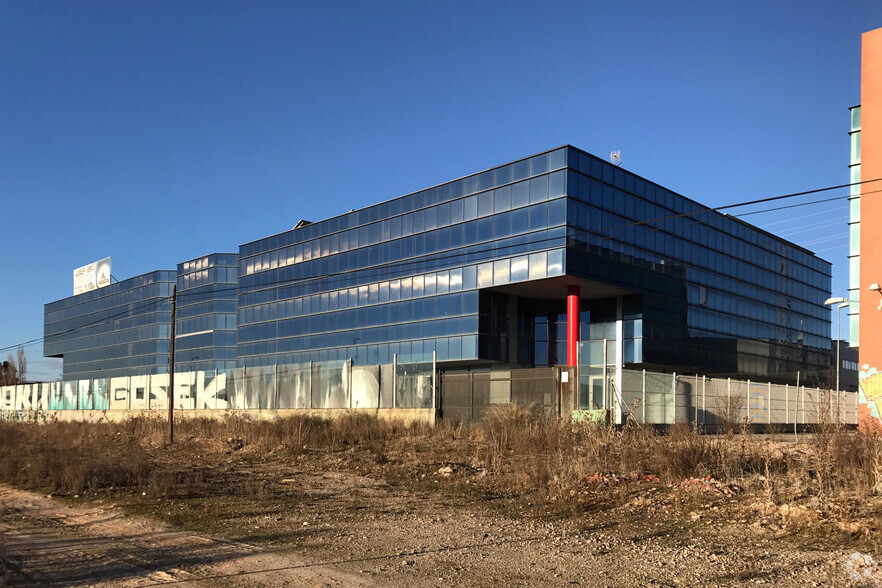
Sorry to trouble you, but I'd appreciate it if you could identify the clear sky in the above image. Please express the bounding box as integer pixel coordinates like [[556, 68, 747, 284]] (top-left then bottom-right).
[[2, 1, 881, 380]]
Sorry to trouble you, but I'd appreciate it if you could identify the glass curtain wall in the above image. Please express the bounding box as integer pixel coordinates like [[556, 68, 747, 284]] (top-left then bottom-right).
[[43, 271, 176, 380], [175, 253, 239, 373], [237, 149, 569, 368]]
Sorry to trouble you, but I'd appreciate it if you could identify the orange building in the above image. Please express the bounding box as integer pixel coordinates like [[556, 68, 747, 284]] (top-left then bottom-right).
[[855, 27, 882, 431]]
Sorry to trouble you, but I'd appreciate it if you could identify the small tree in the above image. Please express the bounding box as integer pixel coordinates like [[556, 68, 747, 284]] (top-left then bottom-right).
[[15, 346, 26, 384], [0, 357, 17, 386]]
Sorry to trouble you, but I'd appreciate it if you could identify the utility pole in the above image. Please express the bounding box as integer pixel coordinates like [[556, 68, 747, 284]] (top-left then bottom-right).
[[168, 284, 176, 444]]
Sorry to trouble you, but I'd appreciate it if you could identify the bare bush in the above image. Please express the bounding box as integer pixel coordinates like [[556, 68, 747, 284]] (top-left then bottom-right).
[[654, 424, 716, 480], [713, 392, 747, 437]]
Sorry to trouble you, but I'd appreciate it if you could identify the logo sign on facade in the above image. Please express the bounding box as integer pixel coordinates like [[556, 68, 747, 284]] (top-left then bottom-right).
[[73, 257, 112, 295]]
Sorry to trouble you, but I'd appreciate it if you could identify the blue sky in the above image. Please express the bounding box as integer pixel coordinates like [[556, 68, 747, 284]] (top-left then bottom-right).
[[2, 1, 880, 380]]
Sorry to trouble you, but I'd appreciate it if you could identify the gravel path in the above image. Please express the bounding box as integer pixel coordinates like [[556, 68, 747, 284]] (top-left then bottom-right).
[[0, 475, 874, 587]]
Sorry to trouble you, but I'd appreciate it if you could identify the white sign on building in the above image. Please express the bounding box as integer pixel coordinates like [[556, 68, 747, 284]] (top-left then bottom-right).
[[73, 257, 112, 295]]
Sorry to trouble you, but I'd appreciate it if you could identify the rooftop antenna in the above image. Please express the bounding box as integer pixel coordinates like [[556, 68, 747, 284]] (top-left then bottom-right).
[[610, 150, 622, 167]]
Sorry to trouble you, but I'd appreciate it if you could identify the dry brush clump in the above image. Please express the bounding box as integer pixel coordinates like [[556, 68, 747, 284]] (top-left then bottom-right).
[[460, 406, 882, 508], [0, 420, 153, 495], [0, 528, 8, 588], [2, 411, 882, 511]]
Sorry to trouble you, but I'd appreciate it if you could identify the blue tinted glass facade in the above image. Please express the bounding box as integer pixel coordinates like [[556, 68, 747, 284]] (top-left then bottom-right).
[[563, 146, 830, 375], [235, 149, 569, 368], [175, 253, 238, 373], [44, 271, 176, 380], [44, 146, 832, 381], [235, 146, 831, 377]]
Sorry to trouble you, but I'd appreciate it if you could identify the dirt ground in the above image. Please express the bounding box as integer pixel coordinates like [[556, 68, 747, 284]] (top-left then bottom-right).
[[2, 437, 879, 588]]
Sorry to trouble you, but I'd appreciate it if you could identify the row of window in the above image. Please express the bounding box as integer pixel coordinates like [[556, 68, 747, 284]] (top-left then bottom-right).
[[175, 331, 238, 355], [568, 201, 828, 297], [176, 299, 237, 320], [568, 234, 829, 342], [243, 184, 566, 277], [45, 271, 176, 313], [178, 266, 238, 290], [686, 307, 826, 347], [241, 293, 478, 343], [243, 314, 480, 356], [64, 339, 170, 364], [238, 250, 561, 333], [56, 353, 171, 381], [239, 334, 479, 368], [569, 227, 827, 322], [238, 230, 564, 310], [44, 316, 171, 358], [45, 283, 173, 325], [688, 285, 826, 338], [177, 253, 238, 274], [564, 166, 826, 275], [240, 146, 827, 284], [240, 150, 569, 258], [176, 313, 238, 335]]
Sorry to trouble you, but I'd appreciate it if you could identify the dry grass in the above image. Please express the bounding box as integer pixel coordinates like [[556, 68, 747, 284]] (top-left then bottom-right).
[[1, 410, 880, 524], [0, 420, 153, 495], [0, 528, 7, 588]]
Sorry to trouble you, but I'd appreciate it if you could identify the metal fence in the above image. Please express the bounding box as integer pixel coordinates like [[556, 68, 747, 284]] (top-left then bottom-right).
[[440, 367, 570, 420], [1, 361, 859, 428], [617, 369, 859, 427], [0, 355, 435, 415]]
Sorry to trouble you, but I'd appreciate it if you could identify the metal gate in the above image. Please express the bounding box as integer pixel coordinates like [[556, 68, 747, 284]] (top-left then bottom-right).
[[440, 368, 564, 421]]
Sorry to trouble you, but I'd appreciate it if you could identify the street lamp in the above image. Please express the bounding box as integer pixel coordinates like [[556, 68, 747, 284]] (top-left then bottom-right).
[[824, 297, 850, 392]]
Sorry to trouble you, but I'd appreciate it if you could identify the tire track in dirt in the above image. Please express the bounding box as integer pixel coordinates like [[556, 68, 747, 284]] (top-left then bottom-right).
[[0, 485, 374, 587]]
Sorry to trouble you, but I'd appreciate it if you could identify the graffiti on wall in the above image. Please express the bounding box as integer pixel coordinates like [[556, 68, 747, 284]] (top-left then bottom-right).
[[859, 366, 882, 433]]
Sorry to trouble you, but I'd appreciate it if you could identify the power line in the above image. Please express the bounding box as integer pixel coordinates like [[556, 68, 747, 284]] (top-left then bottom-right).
[[732, 193, 851, 219], [755, 206, 848, 228]]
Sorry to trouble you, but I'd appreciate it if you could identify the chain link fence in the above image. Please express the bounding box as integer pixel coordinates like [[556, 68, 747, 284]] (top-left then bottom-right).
[[618, 368, 858, 427]]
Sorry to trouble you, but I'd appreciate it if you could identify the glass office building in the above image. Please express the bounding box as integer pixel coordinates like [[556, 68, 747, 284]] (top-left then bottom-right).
[[44, 271, 176, 380], [174, 253, 239, 373], [44, 146, 832, 384], [236, 145, 832, 379]]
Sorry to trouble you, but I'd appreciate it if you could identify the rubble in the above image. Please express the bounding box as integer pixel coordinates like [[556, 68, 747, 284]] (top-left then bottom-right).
[[675, 475, 740, 496]]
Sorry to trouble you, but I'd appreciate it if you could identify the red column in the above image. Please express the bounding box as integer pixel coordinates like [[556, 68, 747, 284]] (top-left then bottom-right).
[[567, 285, 580, 367]]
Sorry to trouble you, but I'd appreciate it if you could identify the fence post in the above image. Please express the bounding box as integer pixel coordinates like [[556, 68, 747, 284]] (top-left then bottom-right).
[[392, 354, 398, 409], [746, 379, 750, 424], [433, 350, 437, 415], [308, 361, 313, 410], [801, 384, 805, 426], [726, 377, 731, 427], [274, 363, 278, 410], [642, 369, 646, 424], [702, 375, 706, 427], [694, 374, 699, 428], [602, 339, 608, 411], [768, 381, 772, 425], [671, 372, 677, 424], [785, 383, 789, 425]]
